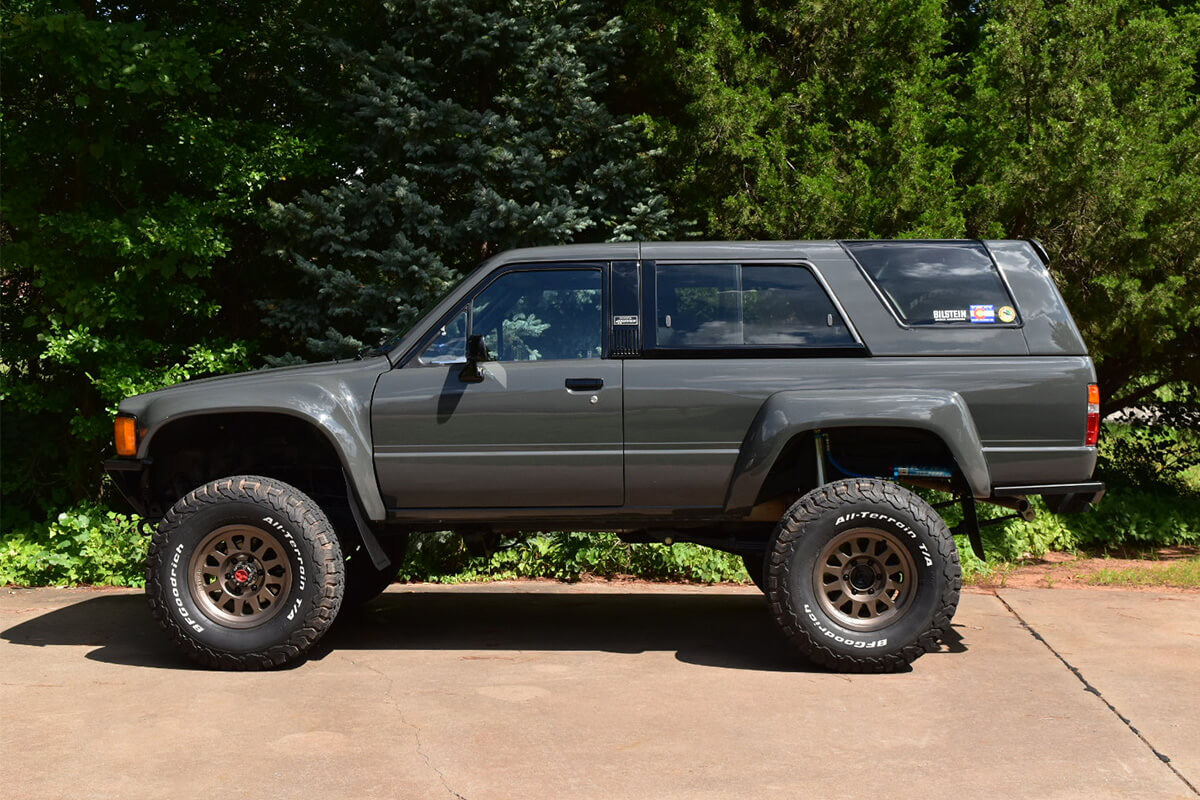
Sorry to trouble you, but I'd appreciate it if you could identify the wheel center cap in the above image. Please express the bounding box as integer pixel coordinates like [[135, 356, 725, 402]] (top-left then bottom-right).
[[228, 560, 260, 592], [849, 563, 876, 591]]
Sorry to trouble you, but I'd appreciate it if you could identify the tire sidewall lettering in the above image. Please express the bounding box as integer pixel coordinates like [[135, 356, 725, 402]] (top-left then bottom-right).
[[803, 603, 888, 648], [262, 515, 306, 617], [169, 542, 205, 633], [773, 484, 955, 663], [834, 511, 934, 567], [155, 500, 315, 654]]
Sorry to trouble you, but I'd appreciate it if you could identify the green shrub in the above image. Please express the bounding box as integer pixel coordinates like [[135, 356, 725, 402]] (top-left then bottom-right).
[[0, 503, 147, 587], [1098, 409, 1199, 496], [5, 477, 1196, 589], [401, 531, 750, 585], [949, 487, 1200, 579]]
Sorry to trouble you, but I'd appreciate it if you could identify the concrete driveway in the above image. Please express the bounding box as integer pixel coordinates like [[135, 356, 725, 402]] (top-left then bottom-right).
[[1, 582, 1197, 800]]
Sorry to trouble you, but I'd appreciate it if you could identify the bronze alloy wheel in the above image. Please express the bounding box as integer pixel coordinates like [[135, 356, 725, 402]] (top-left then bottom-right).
[[812, 526, 918, 632], [188, 524, 294, 629]]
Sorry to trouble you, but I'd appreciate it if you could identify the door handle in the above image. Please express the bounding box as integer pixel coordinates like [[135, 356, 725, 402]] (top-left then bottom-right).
[[565, 378, 604, 391]]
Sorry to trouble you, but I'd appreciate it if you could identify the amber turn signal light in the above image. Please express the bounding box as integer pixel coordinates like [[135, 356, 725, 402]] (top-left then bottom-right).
[[1085, 384, 1100, 447], [114, 415, 139, 457]]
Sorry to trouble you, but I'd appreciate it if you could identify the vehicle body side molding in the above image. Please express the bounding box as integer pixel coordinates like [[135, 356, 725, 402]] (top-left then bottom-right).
[[724, 389, 992, 511]]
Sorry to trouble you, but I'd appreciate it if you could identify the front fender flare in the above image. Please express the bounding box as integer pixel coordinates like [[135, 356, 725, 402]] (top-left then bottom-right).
[[125, 377, 385, 521], [724, 389, 991, 512]]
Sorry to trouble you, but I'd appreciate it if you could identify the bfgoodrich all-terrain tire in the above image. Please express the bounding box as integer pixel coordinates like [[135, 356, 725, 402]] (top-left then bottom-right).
[[146, 476, 344, 670], [766, 479, 961, 673]]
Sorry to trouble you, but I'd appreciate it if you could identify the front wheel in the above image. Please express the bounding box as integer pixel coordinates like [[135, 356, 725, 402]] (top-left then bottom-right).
[[146, 476, 344, 669], [765, 479, 961, 673]]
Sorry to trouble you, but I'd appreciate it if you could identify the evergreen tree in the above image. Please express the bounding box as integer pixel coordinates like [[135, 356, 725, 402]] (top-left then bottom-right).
[[625, 0, 1199, 412], [960, 0, 1200, 412], [624, 0, 964, 240], [264, 0, 673, 361]]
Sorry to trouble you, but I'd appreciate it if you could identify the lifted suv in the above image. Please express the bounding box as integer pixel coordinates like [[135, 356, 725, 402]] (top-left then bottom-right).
[[107, 239, 1104, 672]]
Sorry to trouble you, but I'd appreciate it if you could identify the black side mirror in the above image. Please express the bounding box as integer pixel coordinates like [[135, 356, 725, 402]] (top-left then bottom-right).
[[459, 334, 490, 383]]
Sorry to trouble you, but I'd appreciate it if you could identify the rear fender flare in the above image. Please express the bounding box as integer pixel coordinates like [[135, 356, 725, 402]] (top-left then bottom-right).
[[724, 390, 991, 511]]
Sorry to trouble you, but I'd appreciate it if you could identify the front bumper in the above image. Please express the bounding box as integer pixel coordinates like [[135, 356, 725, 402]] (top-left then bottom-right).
[[104, 457, 153, 517]]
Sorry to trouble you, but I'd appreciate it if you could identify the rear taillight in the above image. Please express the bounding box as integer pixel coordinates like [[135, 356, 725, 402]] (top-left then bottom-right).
[[1085, 384, 1100, 446]]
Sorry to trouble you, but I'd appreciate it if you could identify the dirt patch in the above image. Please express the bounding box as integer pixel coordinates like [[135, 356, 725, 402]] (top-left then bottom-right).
[[968, 546, 1200, 592]]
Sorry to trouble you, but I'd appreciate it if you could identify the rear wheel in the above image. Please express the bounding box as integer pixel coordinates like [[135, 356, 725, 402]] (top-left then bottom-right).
[[765, 478, 960, 673], [146, 475, 344, 670]]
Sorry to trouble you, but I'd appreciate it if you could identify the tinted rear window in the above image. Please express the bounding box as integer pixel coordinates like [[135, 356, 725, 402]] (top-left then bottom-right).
[[844, 241, 1019, 326], [653, 264, 855, 348]]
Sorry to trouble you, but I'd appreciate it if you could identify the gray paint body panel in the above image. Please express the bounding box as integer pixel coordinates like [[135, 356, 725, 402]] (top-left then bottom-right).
[[725, 389, 989, 508], [623, 355, 1097, 509], [984, 240, 1088, 355], [116, 357, 390, 519], [111, 240, 1101, 528], [983, 446, 1098, 486], [372, 359, 624, 507]]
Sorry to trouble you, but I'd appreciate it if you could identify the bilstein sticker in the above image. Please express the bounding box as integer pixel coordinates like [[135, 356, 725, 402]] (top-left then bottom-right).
[[998, 305, 1017, 323], [969, 304, 996, 323], [933, 309, 967, 322]]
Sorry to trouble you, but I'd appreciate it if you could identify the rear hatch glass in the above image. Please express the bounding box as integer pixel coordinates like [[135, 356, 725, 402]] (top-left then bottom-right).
[[843, 241, 1019, 326]]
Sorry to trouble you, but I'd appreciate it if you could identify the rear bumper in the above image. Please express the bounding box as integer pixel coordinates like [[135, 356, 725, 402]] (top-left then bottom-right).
[[104, 457, 153, 517], [991, 481, 1106, 514]]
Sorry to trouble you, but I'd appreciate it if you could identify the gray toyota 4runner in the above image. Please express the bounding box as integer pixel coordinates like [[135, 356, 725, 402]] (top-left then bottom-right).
[[106, 240, 1105, 673]]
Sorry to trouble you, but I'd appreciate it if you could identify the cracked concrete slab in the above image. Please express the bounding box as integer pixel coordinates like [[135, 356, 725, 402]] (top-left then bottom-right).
[[1, 583, 1194, 799], [997, 588, 1200, 794]]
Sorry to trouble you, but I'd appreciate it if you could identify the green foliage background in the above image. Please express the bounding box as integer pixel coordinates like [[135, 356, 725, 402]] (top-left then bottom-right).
[[2, 0, 1198, 583]]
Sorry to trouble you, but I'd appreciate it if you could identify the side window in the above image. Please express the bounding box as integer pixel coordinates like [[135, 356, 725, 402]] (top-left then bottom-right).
[[844, 241, 1020, 326], [742, 266, 851, 345], [654, 264, 854, 348], [655, 264, 740, 345], [471, 269, 603, 362], [417, 310, 467, 365]]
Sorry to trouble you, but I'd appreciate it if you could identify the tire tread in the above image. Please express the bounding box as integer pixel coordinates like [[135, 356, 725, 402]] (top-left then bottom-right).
[[145, 475, 344, 670], [766, 478, 961, 673]]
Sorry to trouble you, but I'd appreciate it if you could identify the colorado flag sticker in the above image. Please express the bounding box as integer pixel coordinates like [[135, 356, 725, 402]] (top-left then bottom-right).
[[969, 304, 996, 323]]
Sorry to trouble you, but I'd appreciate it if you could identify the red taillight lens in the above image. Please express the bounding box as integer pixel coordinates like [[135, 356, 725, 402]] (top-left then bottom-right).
[[1085, 384, 1100, 446]]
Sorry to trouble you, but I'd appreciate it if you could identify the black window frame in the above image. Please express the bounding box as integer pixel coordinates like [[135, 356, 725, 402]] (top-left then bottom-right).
[[401, 261, 611, 368], [840, 240, 1024, 329], [641, 260, 866, 358]]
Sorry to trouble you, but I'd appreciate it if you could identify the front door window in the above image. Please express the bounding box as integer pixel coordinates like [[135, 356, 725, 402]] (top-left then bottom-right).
[[472, 269, 603, 362]]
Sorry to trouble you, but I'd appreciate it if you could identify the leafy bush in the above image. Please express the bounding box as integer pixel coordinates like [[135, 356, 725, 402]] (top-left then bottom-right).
[[950, 487, 1200, 579], [1097, 389, 1200, 495], [0, 503, 148, 587], [400, 531, 750, 584]]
